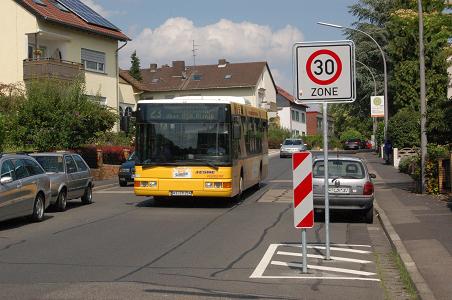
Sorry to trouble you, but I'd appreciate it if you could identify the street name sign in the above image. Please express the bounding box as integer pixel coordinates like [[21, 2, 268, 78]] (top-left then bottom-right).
[[292, 152, 314, 229], [371, 96, 385, 117], [293, 40, 356, 103]]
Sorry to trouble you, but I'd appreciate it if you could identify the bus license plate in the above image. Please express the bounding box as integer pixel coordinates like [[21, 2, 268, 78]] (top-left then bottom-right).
[[170, 191, 193, 196], [328, 187, 350, 194]]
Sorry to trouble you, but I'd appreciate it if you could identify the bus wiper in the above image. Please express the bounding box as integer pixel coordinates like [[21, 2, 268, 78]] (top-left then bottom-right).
[[178, 159, 219, 170]]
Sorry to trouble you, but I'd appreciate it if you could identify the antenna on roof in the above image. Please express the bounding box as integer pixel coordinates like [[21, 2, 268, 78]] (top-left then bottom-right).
[[192, 40, 199, 73]]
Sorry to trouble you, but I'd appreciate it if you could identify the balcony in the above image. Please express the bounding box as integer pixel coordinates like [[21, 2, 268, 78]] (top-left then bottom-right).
[[23, 58, 84, 82]]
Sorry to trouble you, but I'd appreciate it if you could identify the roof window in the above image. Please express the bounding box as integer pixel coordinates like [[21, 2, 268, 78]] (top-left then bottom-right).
[[51, 0, 70, 12], [33, 0, 46, 6], [151, 78, 160, 83], [192, 74, 202, 81], [224, 74, 232, 79]]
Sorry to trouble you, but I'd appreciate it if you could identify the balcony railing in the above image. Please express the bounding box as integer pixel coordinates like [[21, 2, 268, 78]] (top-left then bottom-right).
[[23, 58, 84, 81]]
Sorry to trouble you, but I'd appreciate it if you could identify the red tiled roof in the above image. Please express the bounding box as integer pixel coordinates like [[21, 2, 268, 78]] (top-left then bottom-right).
[[16, 0, 130, 41], [120, 61, 276, 93], [277, 86, 309, 108]]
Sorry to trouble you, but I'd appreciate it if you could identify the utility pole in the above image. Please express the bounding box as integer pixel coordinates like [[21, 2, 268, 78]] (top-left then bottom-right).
[[192, 40, 199, 73], [418, 0, 427, 194]]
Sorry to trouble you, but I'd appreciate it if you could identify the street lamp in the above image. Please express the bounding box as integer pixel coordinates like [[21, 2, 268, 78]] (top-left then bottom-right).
[[356, 60, 378, 149], [317, 22, 389, 141]]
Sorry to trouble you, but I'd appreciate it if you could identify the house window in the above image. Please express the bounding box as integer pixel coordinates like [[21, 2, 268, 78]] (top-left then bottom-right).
[[88, 95, 107, 106], [301, 112, 306, 124], [81, 48, 106, 73], [295, 111, 300, 122], [291, 110, 295, 121]]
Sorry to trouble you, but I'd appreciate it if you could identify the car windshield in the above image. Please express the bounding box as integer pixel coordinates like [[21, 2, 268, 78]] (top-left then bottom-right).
[[33, 156, 65, 173], [284, 139, 302, 145], [313, 160, 365, 179]]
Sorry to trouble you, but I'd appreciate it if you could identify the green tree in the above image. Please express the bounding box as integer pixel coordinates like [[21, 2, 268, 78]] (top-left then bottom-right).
[[10, 79, 117, 151], [129, 50, 142, 81], [387, 108, 420, 148]]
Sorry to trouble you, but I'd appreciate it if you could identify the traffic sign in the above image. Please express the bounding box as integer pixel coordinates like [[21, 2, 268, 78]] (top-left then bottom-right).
[[371, 96, 385, 117], [292, 152, 314, 228], [293, 40, 356, 103]]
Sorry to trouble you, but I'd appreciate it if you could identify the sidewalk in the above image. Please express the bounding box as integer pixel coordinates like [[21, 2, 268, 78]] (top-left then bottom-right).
[[361, 152, 452, 300], [93, 178, 117, 191]]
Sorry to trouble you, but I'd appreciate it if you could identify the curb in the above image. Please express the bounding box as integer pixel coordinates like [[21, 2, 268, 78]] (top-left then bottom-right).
[[374, 201, 436, 300], [93, 183, 117, 191]]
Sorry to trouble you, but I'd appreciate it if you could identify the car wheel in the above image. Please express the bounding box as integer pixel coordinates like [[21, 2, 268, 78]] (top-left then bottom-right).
[[364, 207, 374, 224], [81, 185, 93, 205], [119, 180, 127, 187], [31, 194, 45, 222], [55, 189, 67, 212]]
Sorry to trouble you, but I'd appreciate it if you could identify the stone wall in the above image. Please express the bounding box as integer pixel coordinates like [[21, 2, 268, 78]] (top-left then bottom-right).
[[91, 164, 120, 181]]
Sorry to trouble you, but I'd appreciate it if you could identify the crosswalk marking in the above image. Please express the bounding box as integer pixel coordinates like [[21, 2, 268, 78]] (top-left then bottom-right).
[[276, 251, 372, 264], [271, 261, 377, 276]]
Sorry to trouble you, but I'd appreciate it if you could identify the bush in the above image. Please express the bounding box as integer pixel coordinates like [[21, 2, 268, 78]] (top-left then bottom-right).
[[90, 131, 134, 147], [75, 145, 98, 168], [268, 126, 291, 148], [305, 135, 323, 149], [101, 145, 132, 165], [9, 79, 118, 151], [398, 155, 419, 175], [0, 115, 4, 152], [339, 129, 363, 143], [388, 108, 420, 148]]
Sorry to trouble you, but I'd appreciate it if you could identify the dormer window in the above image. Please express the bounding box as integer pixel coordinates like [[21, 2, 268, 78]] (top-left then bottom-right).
[[192, 74, 202, 81]]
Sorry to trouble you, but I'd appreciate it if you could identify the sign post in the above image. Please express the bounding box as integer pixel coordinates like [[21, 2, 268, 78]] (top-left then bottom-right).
[[292, 152, 314, 273], [293, 40, 356, 261]]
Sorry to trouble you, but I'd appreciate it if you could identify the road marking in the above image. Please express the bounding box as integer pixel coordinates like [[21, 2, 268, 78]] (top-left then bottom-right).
[[250, 244, 279, 278], [271, 261, 376, 276], [251, 243, 379, 281], [289, 245, 372, 254], [276, 251, 372, 264]]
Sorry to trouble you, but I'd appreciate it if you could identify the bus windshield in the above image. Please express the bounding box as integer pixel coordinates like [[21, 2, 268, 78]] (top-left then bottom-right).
[[136, 103, 231, 165]]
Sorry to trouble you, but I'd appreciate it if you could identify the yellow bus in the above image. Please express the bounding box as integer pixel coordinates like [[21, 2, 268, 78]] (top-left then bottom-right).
[[134, 96, 268, 200]]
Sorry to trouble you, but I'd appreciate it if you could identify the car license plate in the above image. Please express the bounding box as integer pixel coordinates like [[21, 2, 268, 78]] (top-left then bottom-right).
[[328, 187, 350, 194], [170, 191, 193, 196]]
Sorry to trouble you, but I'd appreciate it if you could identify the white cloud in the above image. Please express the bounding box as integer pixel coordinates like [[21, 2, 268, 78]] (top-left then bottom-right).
[[120, 18, 303, 91]]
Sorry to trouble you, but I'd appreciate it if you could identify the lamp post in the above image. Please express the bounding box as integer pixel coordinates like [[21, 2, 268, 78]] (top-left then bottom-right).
[[356, 60, 378, 149], [417, 0, 427, 194], [317, 22, 389, 141]]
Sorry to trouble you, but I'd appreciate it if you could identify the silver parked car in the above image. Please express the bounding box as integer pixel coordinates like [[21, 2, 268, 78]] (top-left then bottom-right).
[[280, 138, 307, 158], [0, 154, 51, 222], [31, 153, 94, 211], [312, 156, 376, 223]]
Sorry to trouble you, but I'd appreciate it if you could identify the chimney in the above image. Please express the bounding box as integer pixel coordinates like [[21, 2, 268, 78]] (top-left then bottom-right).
[[172, 60, 185, 74], [149, 63, 157, 72], [218, 59, 228, 66]]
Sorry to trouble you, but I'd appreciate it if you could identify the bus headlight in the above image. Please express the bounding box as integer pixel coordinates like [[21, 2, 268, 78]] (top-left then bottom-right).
[[205, 182, 214, 188], [214, 182, 222, 188], [137, 181, 157, 188]]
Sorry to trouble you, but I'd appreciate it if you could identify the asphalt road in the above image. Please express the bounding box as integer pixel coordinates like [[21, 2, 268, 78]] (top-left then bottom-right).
[[0, 154, 393, 300]]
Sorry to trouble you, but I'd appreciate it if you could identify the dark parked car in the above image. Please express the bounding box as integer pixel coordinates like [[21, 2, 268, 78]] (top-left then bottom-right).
[[312, 156, 376, 223], [31, 153, 94, 211], [343, 139, 361, 150], [118, 152, 135, 187], [0, 153, 51, 222]]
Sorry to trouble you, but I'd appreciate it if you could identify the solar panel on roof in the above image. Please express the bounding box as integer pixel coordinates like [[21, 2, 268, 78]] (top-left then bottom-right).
[[56, 0, 119, 31]]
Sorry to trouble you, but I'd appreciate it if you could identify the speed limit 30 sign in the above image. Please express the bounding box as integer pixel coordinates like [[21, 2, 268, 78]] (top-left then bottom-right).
[[293, 40, 356, 103]]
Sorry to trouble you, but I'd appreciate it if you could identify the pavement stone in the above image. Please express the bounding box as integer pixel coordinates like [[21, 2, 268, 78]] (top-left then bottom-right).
[[360, 152, 452, 300]]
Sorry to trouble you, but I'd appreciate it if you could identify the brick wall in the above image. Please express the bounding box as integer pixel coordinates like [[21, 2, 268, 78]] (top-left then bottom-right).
[[306, 112, 318, 135], [91, 165, 120, 181]]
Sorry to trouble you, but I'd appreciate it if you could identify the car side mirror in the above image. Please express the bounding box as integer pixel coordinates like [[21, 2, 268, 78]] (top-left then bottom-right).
[[0, 177, 13, 184], [369, 173, 377, 179]]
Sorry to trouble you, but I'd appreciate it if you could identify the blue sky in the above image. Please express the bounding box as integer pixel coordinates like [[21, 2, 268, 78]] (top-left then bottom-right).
[[82, 0, 357, 90]]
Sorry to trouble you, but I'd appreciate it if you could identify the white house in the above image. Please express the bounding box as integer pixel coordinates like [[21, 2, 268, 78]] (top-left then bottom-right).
[[276, 86, 308, 136]]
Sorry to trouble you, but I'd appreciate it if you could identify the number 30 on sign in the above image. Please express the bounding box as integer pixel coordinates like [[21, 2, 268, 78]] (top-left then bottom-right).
[[293, 40, 356, 103]]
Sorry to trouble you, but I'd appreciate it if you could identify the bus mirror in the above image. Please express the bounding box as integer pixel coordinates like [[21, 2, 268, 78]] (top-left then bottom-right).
[[233, 124, 241, 139]]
